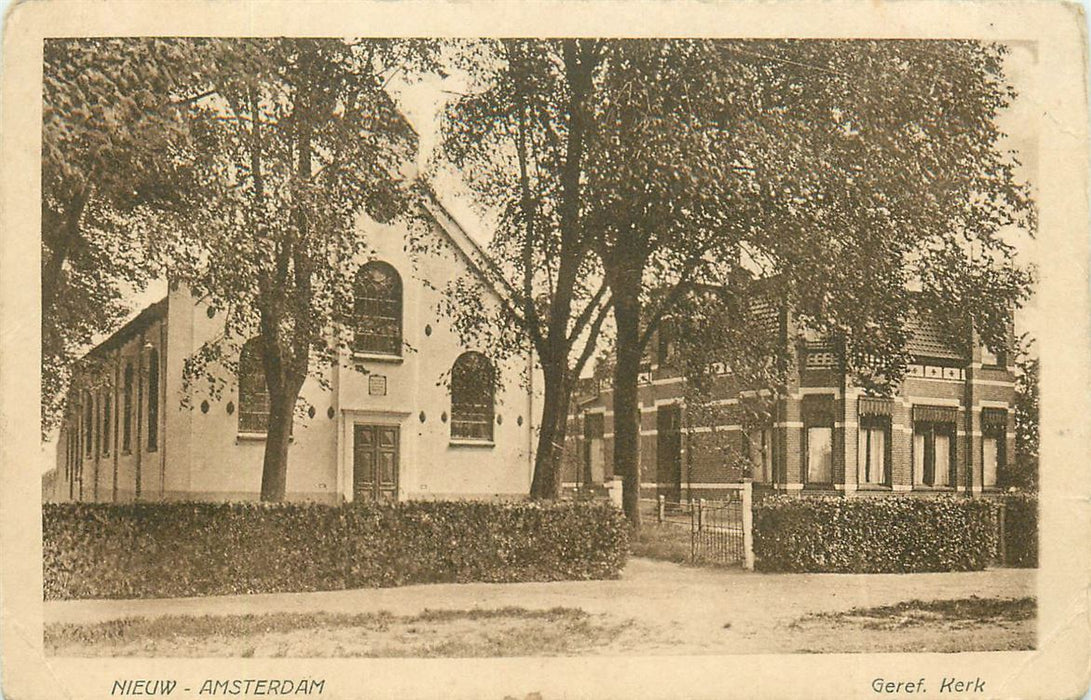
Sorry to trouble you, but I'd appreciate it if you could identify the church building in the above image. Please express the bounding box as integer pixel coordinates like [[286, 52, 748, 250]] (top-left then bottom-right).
[[46, 194, 538, 504]]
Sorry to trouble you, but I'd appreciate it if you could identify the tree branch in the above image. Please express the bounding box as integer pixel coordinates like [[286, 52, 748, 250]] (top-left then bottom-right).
[[573, 291, 612, 379], [567, 278, 609, 345]]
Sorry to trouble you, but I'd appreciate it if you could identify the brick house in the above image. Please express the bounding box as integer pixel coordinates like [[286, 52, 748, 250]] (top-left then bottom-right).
[[564, 292, 1016, 501]]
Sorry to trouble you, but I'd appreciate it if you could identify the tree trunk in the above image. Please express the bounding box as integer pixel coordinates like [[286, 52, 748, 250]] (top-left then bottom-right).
[[257, 329, 308, 502], [612, 288, 644, 528], [259, 383, 294, 502], [258, 60, 314, 503], [42, 186, 91, 314], [530, 359, 571, 499]]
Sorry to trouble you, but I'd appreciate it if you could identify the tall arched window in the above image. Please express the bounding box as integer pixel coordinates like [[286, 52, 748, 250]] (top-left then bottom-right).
[[354, 261, 402, 356], [147, 348, 160, 451], [122, 363, 134, 452], [450, 351, 495, 441], [238, 338, 270, 434]]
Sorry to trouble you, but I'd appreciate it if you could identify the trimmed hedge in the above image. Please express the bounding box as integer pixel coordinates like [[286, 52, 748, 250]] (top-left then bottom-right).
[[43, 500, 629, 600], [1001, 492, 1038, 568], [753, 495, 998, 573]]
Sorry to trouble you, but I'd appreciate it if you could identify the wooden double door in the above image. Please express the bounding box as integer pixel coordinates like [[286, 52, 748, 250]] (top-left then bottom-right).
[[353, 424, 399, 501]]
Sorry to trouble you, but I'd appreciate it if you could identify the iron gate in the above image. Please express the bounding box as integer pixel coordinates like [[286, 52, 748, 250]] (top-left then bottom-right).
[[690, 496, 745, 565]]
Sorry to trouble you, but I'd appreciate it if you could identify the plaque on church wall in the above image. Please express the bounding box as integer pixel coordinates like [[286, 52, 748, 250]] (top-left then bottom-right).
[[369, 374, 387, 396]]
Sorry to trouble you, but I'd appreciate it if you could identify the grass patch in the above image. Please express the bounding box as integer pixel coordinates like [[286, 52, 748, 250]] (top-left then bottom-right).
[[788, 597, 1037, 652], [796, 596, 1035, 631], [629, 524, 692, 564], [46, 607, 641, 657]]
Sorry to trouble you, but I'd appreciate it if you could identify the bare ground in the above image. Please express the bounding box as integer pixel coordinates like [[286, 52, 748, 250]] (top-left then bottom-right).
[[44, 558, 1035, 656]]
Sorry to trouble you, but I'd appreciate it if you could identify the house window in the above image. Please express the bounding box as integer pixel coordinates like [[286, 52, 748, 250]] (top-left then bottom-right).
[[122, 363, 134, 452], [450, 351, 494, 441], [147, 348, 159, 451], [238, 338, 270, 434], [913, 406, 958, 487], [802, 395, 834, 484], [101, 393, 111, 456], [981, 408, 1007, 489], [584, 412, 606, 485], [656, 320, 676, 368], [84, 391, 94, 457], [981, 343, 1007, 368], [354, 261, 402, 356], [857, 416, 890, 486]]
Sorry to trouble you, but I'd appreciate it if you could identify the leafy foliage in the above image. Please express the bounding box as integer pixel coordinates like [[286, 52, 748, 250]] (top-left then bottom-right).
[[43, 500, 629, 600], [41, 39, 209, 434], [753, 495, 999, 572], [1001, 492, 1038, 568]]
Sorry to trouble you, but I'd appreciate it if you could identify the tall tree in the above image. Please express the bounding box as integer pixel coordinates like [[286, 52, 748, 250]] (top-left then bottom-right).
[[163, 38, 436, 500], [437, 39, 611, 498], [41, 39, 208, 435], [585, 40, 1034, 526]]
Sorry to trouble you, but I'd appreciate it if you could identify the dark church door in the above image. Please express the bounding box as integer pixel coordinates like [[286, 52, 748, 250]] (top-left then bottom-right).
[[353, 424, 399, 501]]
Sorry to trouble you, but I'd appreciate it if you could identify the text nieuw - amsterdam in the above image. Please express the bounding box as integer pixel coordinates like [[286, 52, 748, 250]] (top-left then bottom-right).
[[111, 679, 325, 696]]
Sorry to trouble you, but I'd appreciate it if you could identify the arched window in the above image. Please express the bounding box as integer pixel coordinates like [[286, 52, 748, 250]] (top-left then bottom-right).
[[101, 391, 111, 456], [238, 338, 270, 434], [450, 351, 495, 441], [122, 363, 134, 452], [84, 391, 94, 457], [147, 348, 159, 451], [354, 261, 402, 356]]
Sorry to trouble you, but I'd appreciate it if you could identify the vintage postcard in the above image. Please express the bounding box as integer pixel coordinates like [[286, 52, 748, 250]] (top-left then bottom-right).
[[2, 1, 1089, 698]]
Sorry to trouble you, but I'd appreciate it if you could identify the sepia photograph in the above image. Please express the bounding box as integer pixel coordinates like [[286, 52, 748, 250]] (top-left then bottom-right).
[[3, 2, 1089, 699]]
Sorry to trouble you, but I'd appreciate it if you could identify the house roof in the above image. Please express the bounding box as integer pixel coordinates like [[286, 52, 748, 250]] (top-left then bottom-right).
[[83, 296, 168, 360], [417, 185, 518, 306], [905, 312, 966, 361]]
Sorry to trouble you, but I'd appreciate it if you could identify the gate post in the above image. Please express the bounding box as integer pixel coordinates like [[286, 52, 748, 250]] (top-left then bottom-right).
[[698, 498, 706, 531], [742, 479, 755, 571], [657, 494, 665, 523]]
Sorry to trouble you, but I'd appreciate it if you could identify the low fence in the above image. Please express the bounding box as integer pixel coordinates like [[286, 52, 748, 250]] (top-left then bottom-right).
[[640, 481, 754, 569]]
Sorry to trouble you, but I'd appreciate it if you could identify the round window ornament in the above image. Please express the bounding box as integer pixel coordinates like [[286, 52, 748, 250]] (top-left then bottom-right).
[[496, 414, 503, 425], [517, 415, 523, 427], [200, 400, 210, 414], [424, 324, 432, 337], [226, 401, 235, 415], [308, 406, 316, 419], [327, 406, 336, 419], [419, 411, 426, 423], [441, 411, 448, 423], [206, 306, 216, 318]]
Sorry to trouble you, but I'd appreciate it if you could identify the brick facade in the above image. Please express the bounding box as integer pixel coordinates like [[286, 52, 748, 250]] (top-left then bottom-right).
[[563, 304, 1017, 502]]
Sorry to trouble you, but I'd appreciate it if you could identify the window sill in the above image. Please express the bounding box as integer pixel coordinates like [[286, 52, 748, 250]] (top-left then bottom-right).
[[236, 433, 294, 443], [855, 484, 892, 491], [352, 352, 404, 364], [449, 439, 495, 448], [912, 486, 957, 492]]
